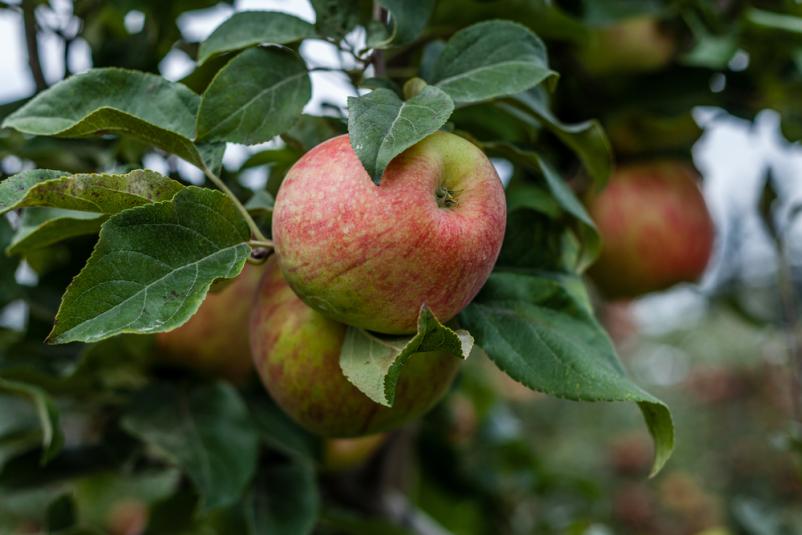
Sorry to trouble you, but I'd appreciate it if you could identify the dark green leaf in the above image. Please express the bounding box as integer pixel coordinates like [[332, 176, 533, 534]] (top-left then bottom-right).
[[505, 90, 612, 188], [485, 142, 600, 271], [347, 86, 454, 183], [198, 11, 315, 64], [247, 395, 320, 462], [0, 218, 21, 305], [431, 20, 556, 105], [46, 494, 76, 532], [47, 187, 251, 344], [7, 208, 105, 255], [374, 0, 435, 47], [311, 0, 369, 39], [0, 378, 63, 464], [122, 382, 260, 510], [247, 461, 319, 535], [282, 114, 346, 151], [0, 169, 183, 215], [459, 271, 674, 475], [1, 68, 221, 171], [0, 169, 66, 210], [197, 47, 311, 145], [340, 306, 471, 406]]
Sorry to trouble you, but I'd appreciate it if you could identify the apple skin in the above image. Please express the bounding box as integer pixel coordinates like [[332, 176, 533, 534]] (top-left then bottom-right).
[[579, 17, 675, 75], [587, 161, 714, 299], [250, 258, 462, 437], [272, 131, 506, 335], [154, 265, 262, 383], [323, 433, 387, 472]]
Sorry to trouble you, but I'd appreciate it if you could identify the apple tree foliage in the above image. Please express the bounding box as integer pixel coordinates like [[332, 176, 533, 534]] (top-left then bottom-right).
[[0, 0, 798, 532]]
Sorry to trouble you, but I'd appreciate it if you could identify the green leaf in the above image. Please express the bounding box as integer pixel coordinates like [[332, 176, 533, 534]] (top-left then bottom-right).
[[0, 218, 21, 305], [47, 187, 251, 344], [244, 190, 274, 216], [247, 461, 319, 535], [340, 306, 471, 407], [431, 20, 556, 105], [247, 395, 319, 463], [374, 0, 435, 47], [347, 86, 454, 183], [0, 378, 63, 464], [745, 8, 802, 35], [485, 142, 600, 271], [310, 0, 369, 40], [459, 271, 674, 476], [122, 382, 260, 510], [282, 114, 346, 151], [7, 208, 104, 255], [197, 47, 311, 145], [0, 169, 66, 210], [198, 11, 315, 65], [0, 169, 183, 215], [1, 68, 221, 171], [245, 190, 274, 230], [504, 90, 613, 188]]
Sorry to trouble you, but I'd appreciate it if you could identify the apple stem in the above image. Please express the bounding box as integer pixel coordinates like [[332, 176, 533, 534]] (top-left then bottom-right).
[[202, 165, 271, 245]]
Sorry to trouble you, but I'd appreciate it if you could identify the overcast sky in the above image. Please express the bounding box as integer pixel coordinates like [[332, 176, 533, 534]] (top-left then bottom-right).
[[0, 0, 800, 332]]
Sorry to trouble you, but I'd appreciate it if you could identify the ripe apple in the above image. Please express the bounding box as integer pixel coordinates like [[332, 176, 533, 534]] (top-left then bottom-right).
[[154, 265, 262, 383], [587, 161, 714, 299], [578, 17, 676, 75], [272, 131, 506, 335], [250, 258, 462, 437]]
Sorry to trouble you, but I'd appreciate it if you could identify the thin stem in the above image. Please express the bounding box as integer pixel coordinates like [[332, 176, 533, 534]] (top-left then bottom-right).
[[22, 0, 47, 91], [777, 233, 802, 422], [202, 166, 270, 243], [371, 2, 387, 77]]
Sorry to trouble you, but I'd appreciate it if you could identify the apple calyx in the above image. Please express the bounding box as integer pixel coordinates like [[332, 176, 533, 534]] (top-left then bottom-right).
[[435, 184, 458, 208]]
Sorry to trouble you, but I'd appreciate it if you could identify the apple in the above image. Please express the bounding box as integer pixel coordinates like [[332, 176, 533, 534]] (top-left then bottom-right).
[[271, 131, 506, 335], [587, 161, 714, 299], [578, 17, 676, 76], [323, 434, 387, 472], [154, 264, 262, 383], [250, 258, 462, 437], [106, 499, 148, 535]]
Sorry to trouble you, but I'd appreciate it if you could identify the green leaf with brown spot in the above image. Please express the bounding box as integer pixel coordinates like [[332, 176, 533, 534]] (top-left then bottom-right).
[[0, 169, 183, 215]]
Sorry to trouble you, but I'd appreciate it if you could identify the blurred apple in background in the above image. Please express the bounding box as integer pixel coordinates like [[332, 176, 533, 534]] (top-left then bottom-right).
[[578, 17, 676, 75], [587, 161, 715, 299], [154, 265, 262, 383], [323, 434, 388, 472]]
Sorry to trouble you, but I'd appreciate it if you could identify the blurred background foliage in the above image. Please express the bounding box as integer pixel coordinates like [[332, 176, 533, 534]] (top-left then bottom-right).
[[0, 0, 800, 534]]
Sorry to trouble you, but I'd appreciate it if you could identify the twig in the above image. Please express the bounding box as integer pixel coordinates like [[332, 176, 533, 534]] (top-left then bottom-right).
[[777, 233, 802, 421], [371, 2, 387, 77], [22, 0, 47, 91], [202, 166, 270, 244]]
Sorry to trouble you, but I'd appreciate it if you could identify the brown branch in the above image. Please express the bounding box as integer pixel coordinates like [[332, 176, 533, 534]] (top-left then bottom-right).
[[22, 0, 47, 91]]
